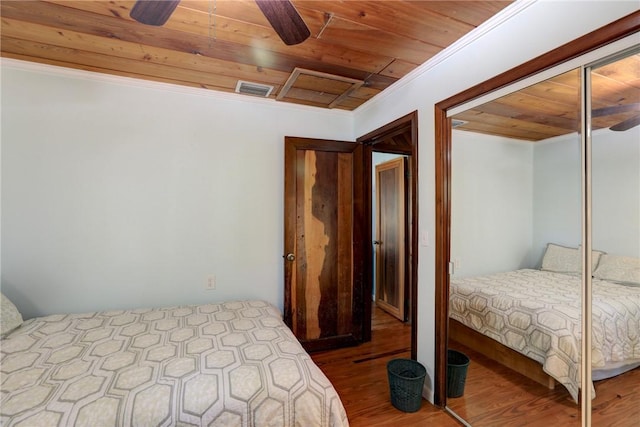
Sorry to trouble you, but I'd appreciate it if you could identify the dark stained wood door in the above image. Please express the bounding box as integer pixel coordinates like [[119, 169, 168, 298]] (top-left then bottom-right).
[[284, 137, 365, 352], [375, 157, 407, 321]]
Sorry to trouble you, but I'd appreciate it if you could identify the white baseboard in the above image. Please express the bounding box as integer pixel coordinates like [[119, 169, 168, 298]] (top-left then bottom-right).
[[422, 382, 434, 404]]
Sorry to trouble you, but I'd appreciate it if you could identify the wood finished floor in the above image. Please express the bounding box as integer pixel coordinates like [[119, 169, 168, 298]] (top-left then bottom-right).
[[447, 340, 640, 427], [312, 307, 640, 427], [311, 308, 458, 427]]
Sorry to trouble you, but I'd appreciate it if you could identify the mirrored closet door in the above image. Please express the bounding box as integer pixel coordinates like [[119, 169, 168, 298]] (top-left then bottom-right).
[[437, 35, 639, 427], [588, 50, 640, 426], [446, 67, 582, 426]]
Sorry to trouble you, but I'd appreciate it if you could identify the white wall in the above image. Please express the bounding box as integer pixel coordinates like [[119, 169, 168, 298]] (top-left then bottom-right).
[[451, 131, 534, 277], [533, 128, 640, 262], [532, 135, 583, 262], [1, 62, 353, 319], [353, 1, 639, 402], [451, 126, 639, 279], [592, 128, 640, 257]]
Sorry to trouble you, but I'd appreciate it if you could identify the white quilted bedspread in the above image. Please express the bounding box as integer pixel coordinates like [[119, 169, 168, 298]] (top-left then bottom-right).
[[1, 300, 349, 426], [450, 269, 640, 402]]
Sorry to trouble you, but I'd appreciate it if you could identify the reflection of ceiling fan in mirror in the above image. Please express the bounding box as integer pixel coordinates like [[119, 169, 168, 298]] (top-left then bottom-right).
[[130, 0, 311, 46], [592, 102, 640, 132]]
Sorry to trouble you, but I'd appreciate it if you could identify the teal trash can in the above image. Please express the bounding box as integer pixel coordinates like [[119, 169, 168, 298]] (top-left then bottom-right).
[[447, 349, 470, 398], [387, 358, 426, 412]]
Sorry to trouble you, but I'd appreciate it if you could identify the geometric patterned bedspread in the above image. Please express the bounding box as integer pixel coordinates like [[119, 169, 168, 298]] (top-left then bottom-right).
[[0, 300, 349, 426], [450, 269, 640, 402]]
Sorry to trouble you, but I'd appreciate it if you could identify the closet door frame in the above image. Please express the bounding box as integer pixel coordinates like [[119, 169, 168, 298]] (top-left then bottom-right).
[[433, 10, 640, 413]]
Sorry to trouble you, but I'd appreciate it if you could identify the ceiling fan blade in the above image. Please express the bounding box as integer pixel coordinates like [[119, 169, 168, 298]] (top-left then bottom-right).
[[610, 114, 640, 132], [255, 0, 311, 46], [130, 0, 180, 26], [592, 102, 640, 117]]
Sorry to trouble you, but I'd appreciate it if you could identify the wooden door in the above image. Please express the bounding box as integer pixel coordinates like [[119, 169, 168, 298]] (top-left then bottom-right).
[[374, 157, 406, 321], [284, 137, 365, 352]]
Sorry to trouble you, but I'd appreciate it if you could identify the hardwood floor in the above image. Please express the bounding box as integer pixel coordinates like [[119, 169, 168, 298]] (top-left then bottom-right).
[[312, 307, 640, 426], [447, 340, 640, 427], [311, 308, 459, 427]]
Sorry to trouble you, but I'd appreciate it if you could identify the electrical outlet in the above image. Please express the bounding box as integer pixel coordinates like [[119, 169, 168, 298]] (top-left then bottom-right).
[[206, 275, 216, 290]]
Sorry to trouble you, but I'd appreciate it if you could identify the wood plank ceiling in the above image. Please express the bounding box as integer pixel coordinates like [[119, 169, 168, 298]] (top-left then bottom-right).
[[1, 2, 637, 142], [0, 0, 512, 111]]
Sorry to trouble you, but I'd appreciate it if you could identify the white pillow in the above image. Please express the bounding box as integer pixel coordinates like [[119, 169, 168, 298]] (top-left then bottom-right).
[[593, 254, 640, 286], [541, 243, 604, 274], [579, 245, 606, 272], [541, 243, 581, 273], [1, 293, 23, 336]]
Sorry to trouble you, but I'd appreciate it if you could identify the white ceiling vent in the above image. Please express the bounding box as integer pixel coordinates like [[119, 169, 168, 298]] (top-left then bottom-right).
[[235, 81, 274, 98]]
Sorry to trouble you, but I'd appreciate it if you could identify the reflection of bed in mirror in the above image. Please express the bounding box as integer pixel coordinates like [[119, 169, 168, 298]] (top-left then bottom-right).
[[448, 243, 640, 403]]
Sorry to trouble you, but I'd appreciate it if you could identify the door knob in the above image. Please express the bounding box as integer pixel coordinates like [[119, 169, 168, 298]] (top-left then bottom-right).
[[285, 253, 295, 261], [373, 240, 382, 245]]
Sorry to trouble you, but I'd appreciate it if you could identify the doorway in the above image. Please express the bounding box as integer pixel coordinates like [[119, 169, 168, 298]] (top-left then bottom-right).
[[358, 111, 418, 357], [283, 112, 418, 357]]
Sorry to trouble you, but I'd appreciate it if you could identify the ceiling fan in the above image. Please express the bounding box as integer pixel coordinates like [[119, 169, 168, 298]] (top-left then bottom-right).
[[129, 0, 311, 46], [592, 102, 640, 131]]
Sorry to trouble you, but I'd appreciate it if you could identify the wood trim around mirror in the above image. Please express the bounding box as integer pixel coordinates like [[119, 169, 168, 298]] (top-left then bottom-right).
[[433, 11, 640, 408]]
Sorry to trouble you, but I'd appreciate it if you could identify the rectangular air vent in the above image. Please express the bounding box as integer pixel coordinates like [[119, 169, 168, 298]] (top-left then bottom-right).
[[451, 119, 468, 128], [235, 81, 274, 98]]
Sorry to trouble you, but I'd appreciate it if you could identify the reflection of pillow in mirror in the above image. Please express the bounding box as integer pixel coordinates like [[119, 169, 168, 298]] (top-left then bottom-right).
[[578, 245, 606, 271], [541, 243, 580, 273], [1, 293, 23, 336], [593, 254, 640, 286], [541, 243, 605, 274]]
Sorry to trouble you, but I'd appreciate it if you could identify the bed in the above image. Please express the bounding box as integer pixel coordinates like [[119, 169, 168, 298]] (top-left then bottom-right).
[[449, 245, 640, 402], [0, 298, 349, 426]]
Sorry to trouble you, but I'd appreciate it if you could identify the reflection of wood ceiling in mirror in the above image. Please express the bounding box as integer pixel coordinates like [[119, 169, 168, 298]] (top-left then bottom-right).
[[452, 53, 640, 141]]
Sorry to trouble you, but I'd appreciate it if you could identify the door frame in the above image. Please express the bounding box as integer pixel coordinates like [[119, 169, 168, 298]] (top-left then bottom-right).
[[433, 12, 640, 407], [358, 111, 418, 358]]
